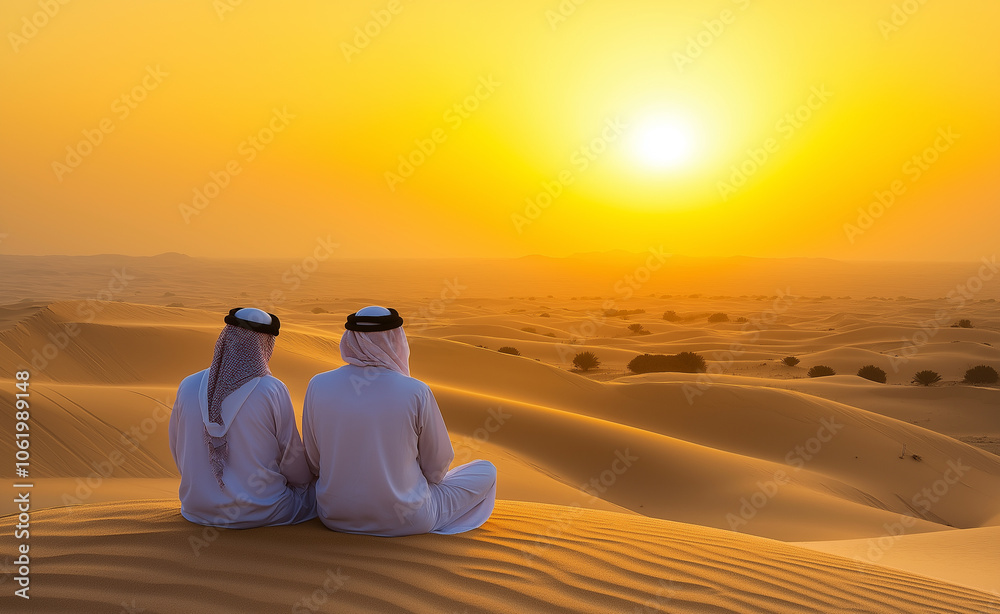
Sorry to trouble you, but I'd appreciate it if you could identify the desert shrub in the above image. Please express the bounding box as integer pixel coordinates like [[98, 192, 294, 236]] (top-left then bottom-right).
[[782, 356, 800, 367], [953, 319, 973, 328], [964, 365, 999, 384], [857, 364, 887, 383], [807, 365, 836, 378], [734, 316, 749, 323], [311, 307, 327, 314], [605, 308, 645, 318], [662, 310, 680, 322], [707, 312, 729, 323], [627, 323, 650, 335], [539, 312, 550, 317], [912, 370, 942, 386], [543, 332, 556, 338], [498, 346, 521, 356], [627, 351, 707, 374], [573, 351, 601, 372], [162, 291, 175, 297], [166, 302, 184, 308], [521, 327, 537, 334]]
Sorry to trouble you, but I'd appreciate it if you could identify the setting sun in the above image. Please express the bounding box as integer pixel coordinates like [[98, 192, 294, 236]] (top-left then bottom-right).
[[1, 0, 997, 262], [630, 117, 697, 170]]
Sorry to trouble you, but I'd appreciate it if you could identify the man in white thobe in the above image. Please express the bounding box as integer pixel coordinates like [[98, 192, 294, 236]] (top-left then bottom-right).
[[169, 307, 316, 528], [303, 305, 497, 536]]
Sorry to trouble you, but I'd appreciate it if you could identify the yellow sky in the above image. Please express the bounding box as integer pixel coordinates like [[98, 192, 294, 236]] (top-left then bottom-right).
[[1, 0, 997, 260]]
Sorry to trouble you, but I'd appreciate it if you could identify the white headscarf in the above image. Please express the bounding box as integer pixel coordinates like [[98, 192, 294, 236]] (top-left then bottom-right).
[[340, 306, 410, 376]]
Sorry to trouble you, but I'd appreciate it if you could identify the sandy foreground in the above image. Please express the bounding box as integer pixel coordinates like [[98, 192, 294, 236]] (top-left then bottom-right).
[[2, 500, 999, 614], [1, 254, 998, 612]]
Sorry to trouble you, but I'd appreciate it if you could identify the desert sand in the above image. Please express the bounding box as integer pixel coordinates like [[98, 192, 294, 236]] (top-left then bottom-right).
[[1, 253, 998, 613]]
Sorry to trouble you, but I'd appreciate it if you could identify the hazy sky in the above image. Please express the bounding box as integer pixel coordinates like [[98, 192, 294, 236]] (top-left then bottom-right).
[[1, 0, 997, 260]]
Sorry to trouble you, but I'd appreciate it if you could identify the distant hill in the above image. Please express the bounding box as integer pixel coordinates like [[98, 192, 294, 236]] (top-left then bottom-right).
[[0, 253, 996, 301]]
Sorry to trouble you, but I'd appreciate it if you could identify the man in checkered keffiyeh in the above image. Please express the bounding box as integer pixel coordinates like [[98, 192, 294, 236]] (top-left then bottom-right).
[[204, 321, 275, 488], [168, 307, 317, 529]]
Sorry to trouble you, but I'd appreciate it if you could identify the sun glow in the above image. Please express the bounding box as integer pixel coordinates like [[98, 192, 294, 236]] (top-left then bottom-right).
[[630, 117, 697, 170]]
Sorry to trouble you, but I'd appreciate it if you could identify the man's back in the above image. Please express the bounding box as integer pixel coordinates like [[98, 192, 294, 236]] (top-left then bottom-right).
[[169, 370, 315, 528], [302, 364, 454, 536]]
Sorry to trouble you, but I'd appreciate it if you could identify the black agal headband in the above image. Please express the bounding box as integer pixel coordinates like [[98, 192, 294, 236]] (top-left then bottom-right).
[[224, 307, 281, 336], [345, 308, 404, 332]]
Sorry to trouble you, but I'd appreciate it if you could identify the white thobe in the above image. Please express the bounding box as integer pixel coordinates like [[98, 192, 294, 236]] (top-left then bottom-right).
[[303, 364, 497, 536], [169, 369, 317, 528]]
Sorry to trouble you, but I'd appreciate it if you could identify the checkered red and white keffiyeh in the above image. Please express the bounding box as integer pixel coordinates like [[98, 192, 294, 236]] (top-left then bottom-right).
[[204, 324, 275, 489]]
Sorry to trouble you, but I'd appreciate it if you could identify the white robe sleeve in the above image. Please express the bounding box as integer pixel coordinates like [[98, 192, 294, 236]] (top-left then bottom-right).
[[168, 386, 181, 469], [273, 384, 314, 488], [302, 381, 321, 477], [417, 387, 454, 484]]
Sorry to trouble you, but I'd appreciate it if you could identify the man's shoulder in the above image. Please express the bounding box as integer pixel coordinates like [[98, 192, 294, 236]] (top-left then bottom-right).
[[307, 367, 347, 387], [308, 366, 429, 394], [395, 373, 431, 393], [178, 369, 207, 392], [256, 374, 289, 392]]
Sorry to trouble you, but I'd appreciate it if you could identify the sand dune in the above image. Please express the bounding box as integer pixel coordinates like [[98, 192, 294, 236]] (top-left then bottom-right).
[[800, 525, 1000, 595], [3, 499, 997, 614], [3, 300, 999, 543], [624, 372, 1000, 439], [1, 255, 998, 612]]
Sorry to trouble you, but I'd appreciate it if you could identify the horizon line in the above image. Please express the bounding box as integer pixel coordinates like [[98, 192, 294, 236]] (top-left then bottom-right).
[[0, 251, 993, 265]]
